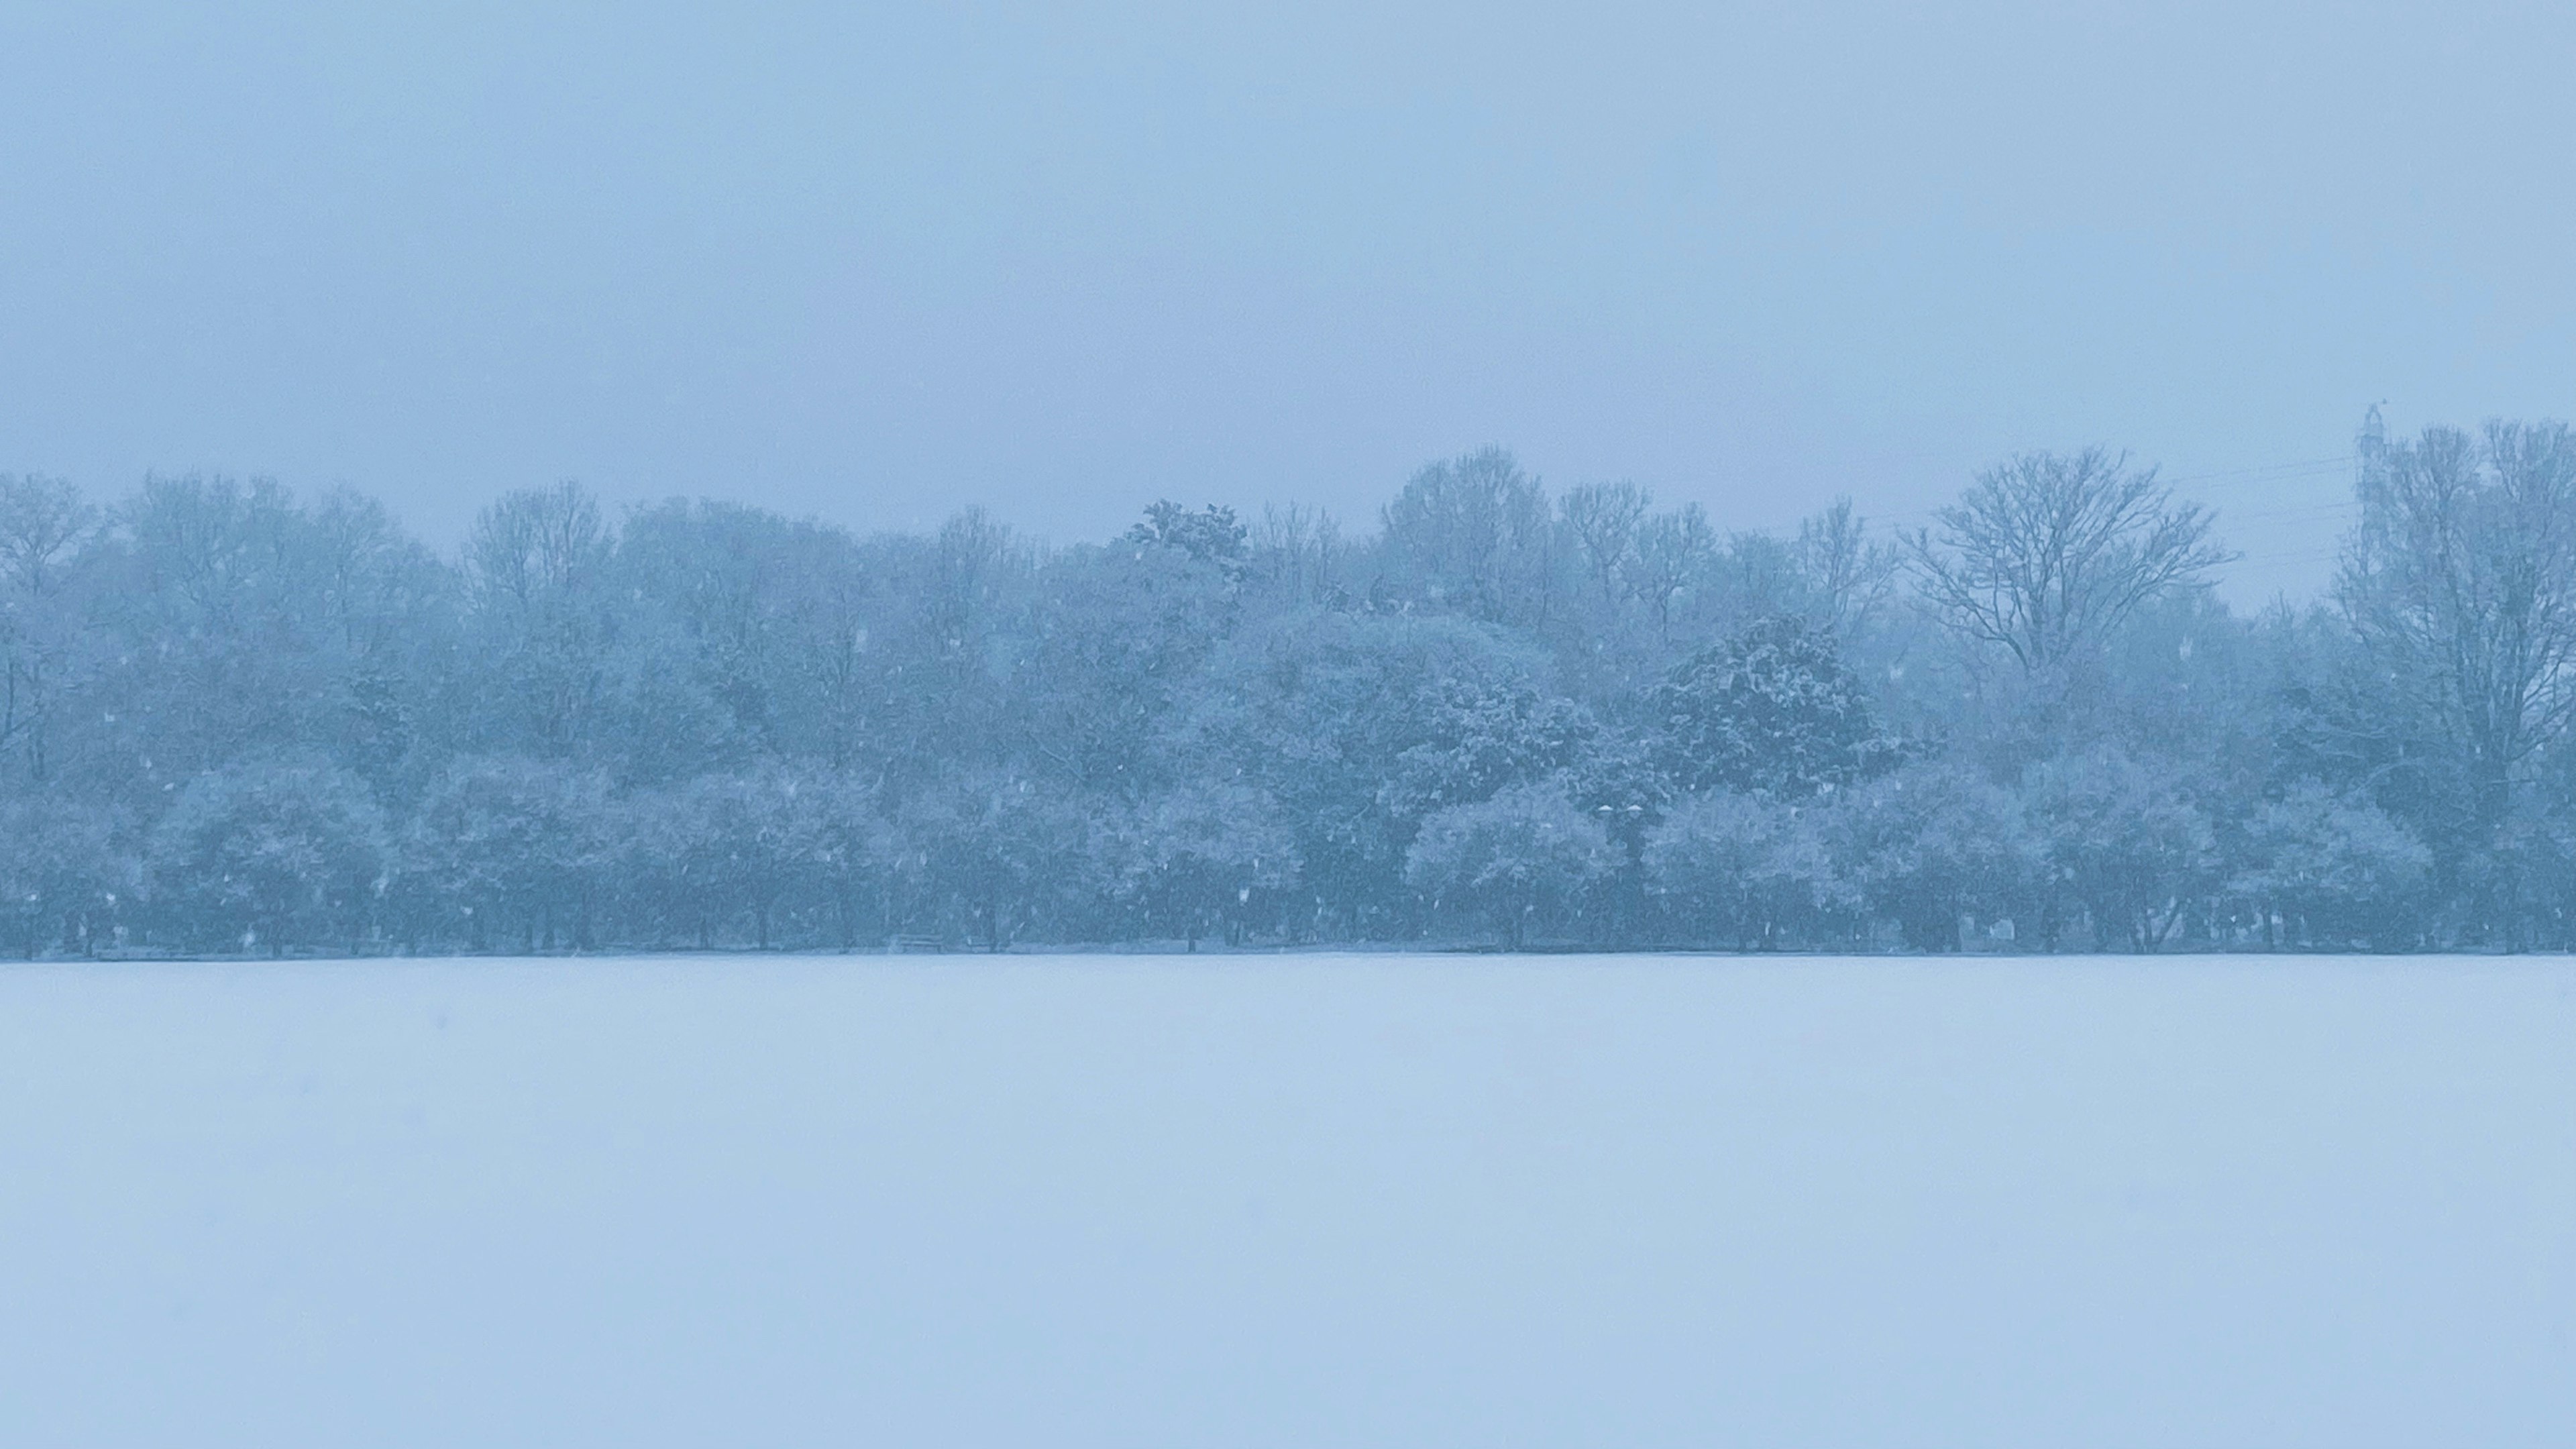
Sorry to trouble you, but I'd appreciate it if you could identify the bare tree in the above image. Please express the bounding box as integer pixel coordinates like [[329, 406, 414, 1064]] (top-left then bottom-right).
[[468, 480, 606, 612], [1559, 481, 1649, 602], [466, 481, 612, 757], [2338, 419, 2576, 835], [1908, 447, 2227, 672], [0, 474, 97, 780], [1621, 504, 1715, 641], [1381, 447, 1552, 623], [1793, 496, 1898, 635], [1250, 502, 1346, 606]]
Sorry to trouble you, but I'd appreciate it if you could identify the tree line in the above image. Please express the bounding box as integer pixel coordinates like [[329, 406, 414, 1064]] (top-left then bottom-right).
[[3, 410, 2573, 956]]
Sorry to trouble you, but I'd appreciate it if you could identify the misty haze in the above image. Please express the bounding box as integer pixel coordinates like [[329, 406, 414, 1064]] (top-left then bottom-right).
[[5, 3, 2573, 1446]]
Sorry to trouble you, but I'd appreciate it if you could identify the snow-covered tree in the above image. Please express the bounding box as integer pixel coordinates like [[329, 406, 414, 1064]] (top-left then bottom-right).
[[1651, 615, 1898, 801], [1118, 781, 1301, 949], [2022, 747, 2218, 951], [1406, 783, 1615, 949], [0, 795, 125, 957], [625, 767, 839, 949], [148, 758, 387, 955], [2225, 783, 2432, 950], [1835, 763, 2041, 952], [402, 755, 614, 951], [1643, 792, 1849, 949], [892, 767, 1104, 951]]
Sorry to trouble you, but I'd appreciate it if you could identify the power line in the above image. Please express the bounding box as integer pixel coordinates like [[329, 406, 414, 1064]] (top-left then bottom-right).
[[2219, 499, 2361, 524], [2163, 453, 2356, 486], [1713, 450, 2366, 549]]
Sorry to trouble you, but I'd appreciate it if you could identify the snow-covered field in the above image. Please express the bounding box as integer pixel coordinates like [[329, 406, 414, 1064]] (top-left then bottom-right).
[[1, 954, 2569, 1448]]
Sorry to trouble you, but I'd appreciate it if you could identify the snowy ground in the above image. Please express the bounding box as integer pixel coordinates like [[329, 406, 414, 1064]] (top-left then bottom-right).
[[1, 954, 2570, 1448]]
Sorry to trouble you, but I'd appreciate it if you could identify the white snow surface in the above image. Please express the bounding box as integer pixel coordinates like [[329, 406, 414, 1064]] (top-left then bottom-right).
[[2, 953, 2571, 1448]]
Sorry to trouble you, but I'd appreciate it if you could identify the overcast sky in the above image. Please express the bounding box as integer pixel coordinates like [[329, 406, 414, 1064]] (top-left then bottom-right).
[[3, 1, 2570, 600]]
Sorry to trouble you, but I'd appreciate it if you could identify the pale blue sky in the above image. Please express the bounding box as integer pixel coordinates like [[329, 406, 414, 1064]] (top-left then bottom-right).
[[3, 1, 2569, 599]]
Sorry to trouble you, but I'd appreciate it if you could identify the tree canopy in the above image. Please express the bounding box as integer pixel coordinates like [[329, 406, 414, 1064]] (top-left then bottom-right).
[[0, 419, 2560, 955]]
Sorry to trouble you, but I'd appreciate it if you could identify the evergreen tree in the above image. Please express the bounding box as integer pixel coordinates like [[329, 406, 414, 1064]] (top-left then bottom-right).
[[1651, 615, 1898, 800]]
